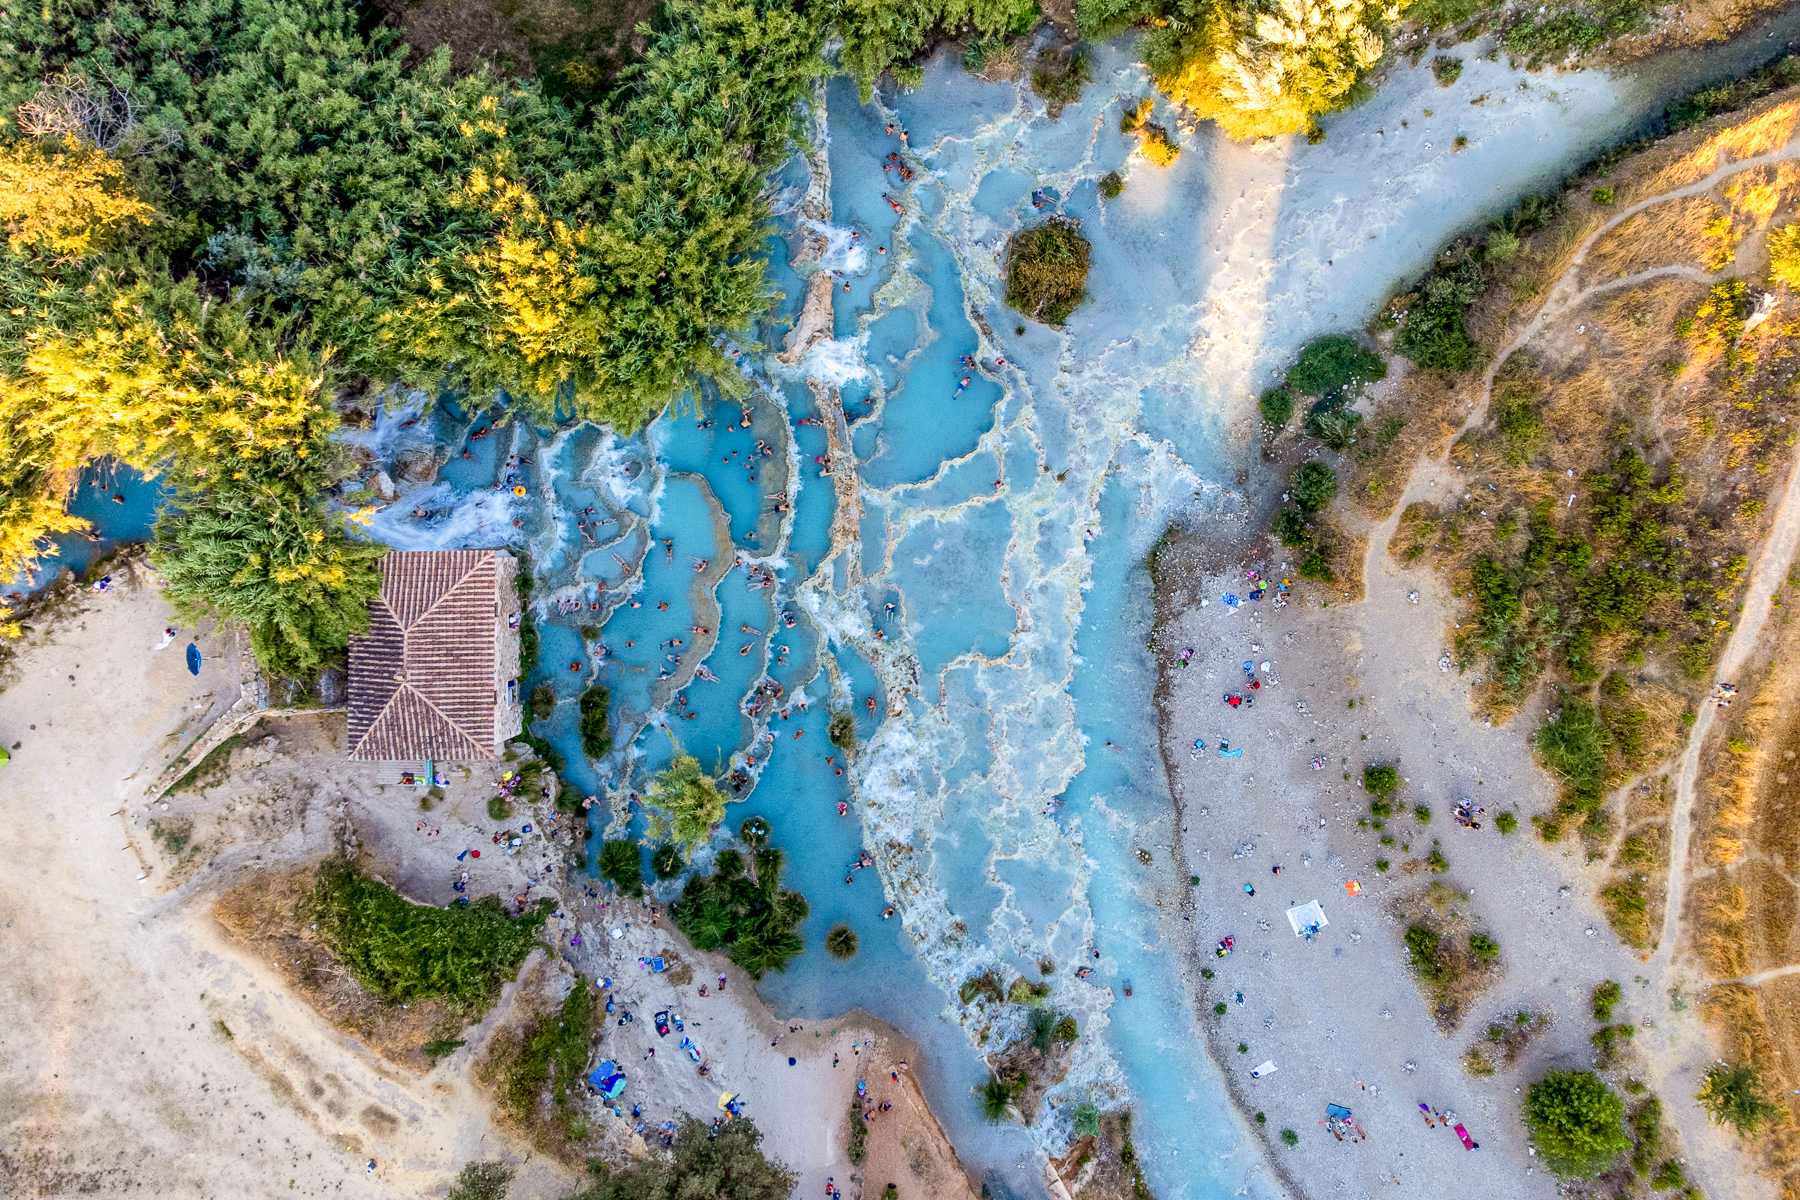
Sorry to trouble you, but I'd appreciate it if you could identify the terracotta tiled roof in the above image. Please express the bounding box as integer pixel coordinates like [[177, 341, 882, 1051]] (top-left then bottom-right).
[[348, 550, 499, 761]]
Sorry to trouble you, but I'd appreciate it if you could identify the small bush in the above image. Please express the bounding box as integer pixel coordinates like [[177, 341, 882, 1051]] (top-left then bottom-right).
[[1536, 698, 1611, 813], [1280, 1129, 1299, 1146], [1592, 186, 1615, 205], [1432, 55, 1463, 86], [1469, 933, 1500, 961], [1495, 811, 1518, 834], [960, 972, 1005, 1004], [1696, 1062, 1784, 1136], [1362, 764, 1399, 798], [1395, 256, 1485, 372], [1031, 50, 1091, 106], [1414, 804, 1432, 825], [1072, 1100, 1101, 1137], [1260, 385, 1295, 428], [487, 795, 512, 821], [1007, 978, 1053, 1006], [1271, 507, 1310, 547], [447, 1162, 515, 1200], [1099, 170, 1124, 199], [1591, 980, 1621, 1022], [1486, 229, 1521, 261], [1287, 334, 1385, 398]]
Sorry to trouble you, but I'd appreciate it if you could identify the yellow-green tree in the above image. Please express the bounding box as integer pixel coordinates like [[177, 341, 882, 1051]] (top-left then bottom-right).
[[647, 753, 729, 849], [1082, 0, 1402, 141], [0, 136, 152, 257], [1159, 0, 1398, 139]]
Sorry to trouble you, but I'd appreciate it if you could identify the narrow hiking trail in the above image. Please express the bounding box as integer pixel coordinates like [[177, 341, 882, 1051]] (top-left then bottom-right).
[[1655, 419, 1800, 974]]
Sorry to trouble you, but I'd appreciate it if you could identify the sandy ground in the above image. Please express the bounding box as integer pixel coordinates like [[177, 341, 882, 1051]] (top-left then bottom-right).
[[1152, 539, 1708, 1199], [0, 559, 975, 1200]]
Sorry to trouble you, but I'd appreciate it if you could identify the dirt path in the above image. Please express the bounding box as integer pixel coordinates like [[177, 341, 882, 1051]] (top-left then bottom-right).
[[1654, 423, 1800, 972]]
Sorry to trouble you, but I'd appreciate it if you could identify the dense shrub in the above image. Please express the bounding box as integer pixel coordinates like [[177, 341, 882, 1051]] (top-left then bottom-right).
[[671, 835, 808, 977], [1395, 257, 1485, 372], [1290, 462, 1338, 513], [568, 1116, 792, 1200], [1522, 1070, 1630, 1177], [1536, 698, 1612, 812], [1362, 764, 1399, 798], [1286, 335, 1385, 398], [1004, 218, 1090, 324], [308, 861, 546, 1009]]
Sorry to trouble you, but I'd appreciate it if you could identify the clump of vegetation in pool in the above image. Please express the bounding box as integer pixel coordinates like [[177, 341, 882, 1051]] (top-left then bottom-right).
[[579, 683, 611, 758], [1031, 47, 1091, 111], [1120, 97, 1180, 166], [829, 711, 856, 751], [1004, 218, 1090, 326], [1099, 171, 1125, 199]]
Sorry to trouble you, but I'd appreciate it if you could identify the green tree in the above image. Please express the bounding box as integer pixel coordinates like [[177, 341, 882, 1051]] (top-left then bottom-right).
[[1696, 1062, 1784, 1137], [1522, 1069, 1631, 1177], [646, 753, 728, 850], [597, 840, 644, 897], [153, 479, 384, 677]]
